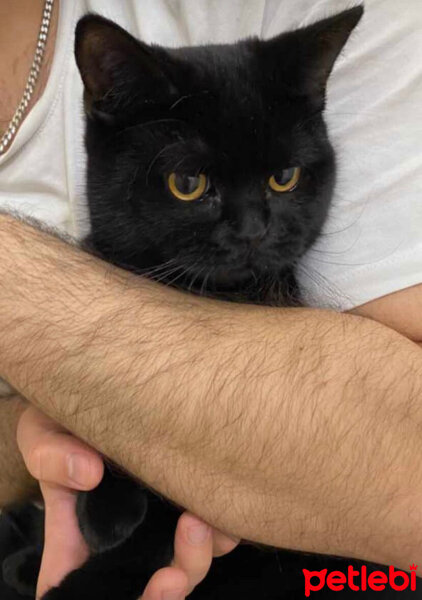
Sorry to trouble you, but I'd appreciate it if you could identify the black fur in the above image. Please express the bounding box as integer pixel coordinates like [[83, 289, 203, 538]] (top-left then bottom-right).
[[3, 7, 365, 599], [1, 505, 43, 598], [78, 8, 363, 306]]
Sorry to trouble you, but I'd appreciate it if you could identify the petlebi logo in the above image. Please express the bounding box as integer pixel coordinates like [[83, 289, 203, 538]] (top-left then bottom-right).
[[303, 564, 418, 596]]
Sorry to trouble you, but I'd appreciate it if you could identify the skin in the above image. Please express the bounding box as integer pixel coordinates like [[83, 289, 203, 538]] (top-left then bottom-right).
[[350, 285, 422, 344], [17, 407, 237, 599], [0, 0, 58, 137], [8, 285, 417, 592], [0, 214, 421, 573], [6, 268, 421, 598]]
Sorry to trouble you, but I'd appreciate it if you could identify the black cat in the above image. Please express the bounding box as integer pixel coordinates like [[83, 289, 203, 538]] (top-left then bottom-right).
[[78, 10, 360, 308], [3, 7, 364, 599]]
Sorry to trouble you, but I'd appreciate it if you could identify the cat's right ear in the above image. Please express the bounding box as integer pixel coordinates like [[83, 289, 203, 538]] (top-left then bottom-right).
[[75, 15, 178, 118]]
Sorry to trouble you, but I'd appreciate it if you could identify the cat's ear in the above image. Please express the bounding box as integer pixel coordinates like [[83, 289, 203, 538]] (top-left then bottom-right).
[[75, 15, 177, 116], [264, 6, 363, 100]]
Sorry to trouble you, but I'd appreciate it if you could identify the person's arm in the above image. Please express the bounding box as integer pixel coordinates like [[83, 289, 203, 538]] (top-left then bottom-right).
[[0, 397, 39, 505], [351, 284, 422, 342], [1, 214, 422, 570]]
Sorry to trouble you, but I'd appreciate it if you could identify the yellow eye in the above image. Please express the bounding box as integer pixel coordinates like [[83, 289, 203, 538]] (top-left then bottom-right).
[[168, 173, 208, 202], [269, 167, 301, 193]]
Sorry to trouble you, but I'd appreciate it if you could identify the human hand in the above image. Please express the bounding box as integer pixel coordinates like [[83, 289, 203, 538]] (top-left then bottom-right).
[[17, 407, 239, 599], [140, 512, 239, 600], [17, 406, 104, 598]]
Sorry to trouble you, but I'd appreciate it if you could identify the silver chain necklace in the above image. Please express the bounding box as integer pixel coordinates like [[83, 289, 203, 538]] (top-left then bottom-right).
[[0, 0, 54, 155]]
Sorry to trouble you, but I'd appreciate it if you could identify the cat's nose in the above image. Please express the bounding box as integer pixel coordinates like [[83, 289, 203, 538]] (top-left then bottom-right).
[[235, 216, 267, 246]]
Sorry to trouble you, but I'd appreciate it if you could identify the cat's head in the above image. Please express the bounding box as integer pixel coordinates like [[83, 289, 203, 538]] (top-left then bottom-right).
[[75, 7, 362, 302]]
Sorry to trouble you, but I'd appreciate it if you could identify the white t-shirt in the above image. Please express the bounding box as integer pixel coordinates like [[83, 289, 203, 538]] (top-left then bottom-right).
[[0, 0, 421, 310]]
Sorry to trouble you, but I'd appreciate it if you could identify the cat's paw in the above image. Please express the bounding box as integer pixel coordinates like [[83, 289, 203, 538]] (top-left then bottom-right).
[[2, 546, 41, 597], [77, 467, 148, 553]]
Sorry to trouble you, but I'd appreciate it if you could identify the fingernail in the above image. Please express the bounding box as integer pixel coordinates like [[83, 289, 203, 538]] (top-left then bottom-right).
[[67, 454, 89, 487], [162, 590, 185, 600], [187, 522, 211, 545]]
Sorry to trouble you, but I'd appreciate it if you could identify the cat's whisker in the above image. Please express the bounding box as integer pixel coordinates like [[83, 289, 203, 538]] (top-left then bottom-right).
[[303, 254, 362, 267], [139, 261, 184, 283], [198, 268, 214, 297], [150, 254, 207, 287], [139, 259, 179, 278], [163, 265, 193, 288], [152, 270, 181, 284], [176, 259, 209, 292], [145, 259, 178, 274], [187, 266, 208, 294], [152, 265, 186, 284], [296, 263, 342, 306]]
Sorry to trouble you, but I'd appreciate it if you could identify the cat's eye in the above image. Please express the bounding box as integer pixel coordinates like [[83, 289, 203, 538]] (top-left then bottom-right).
[[269, 167, 301, 193], [168, 173, 209, 202]]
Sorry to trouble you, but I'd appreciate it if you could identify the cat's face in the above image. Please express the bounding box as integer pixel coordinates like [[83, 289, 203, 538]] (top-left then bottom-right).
[[76, 8, 362, 302]]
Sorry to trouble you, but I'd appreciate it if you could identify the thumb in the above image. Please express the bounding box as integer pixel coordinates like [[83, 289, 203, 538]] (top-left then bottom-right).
[[36, 482, 89, 599]]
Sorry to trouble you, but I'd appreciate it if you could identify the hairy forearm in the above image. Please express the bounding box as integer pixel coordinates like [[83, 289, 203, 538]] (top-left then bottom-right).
[[0, 396, 37, 506], [0, 215, 422, 568]]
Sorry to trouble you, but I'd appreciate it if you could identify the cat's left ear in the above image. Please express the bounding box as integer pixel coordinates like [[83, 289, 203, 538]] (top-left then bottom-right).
[[264, 6, 364, 100], [75, 15, 178, 117]]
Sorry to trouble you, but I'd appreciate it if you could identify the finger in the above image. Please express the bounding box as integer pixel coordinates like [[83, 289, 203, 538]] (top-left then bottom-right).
[[140, 566, 188, 600], [17, 407, 103, 490], [36, 482, 90, 599], [172, 513, 213, 593], [212, 529, 240, 557]]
